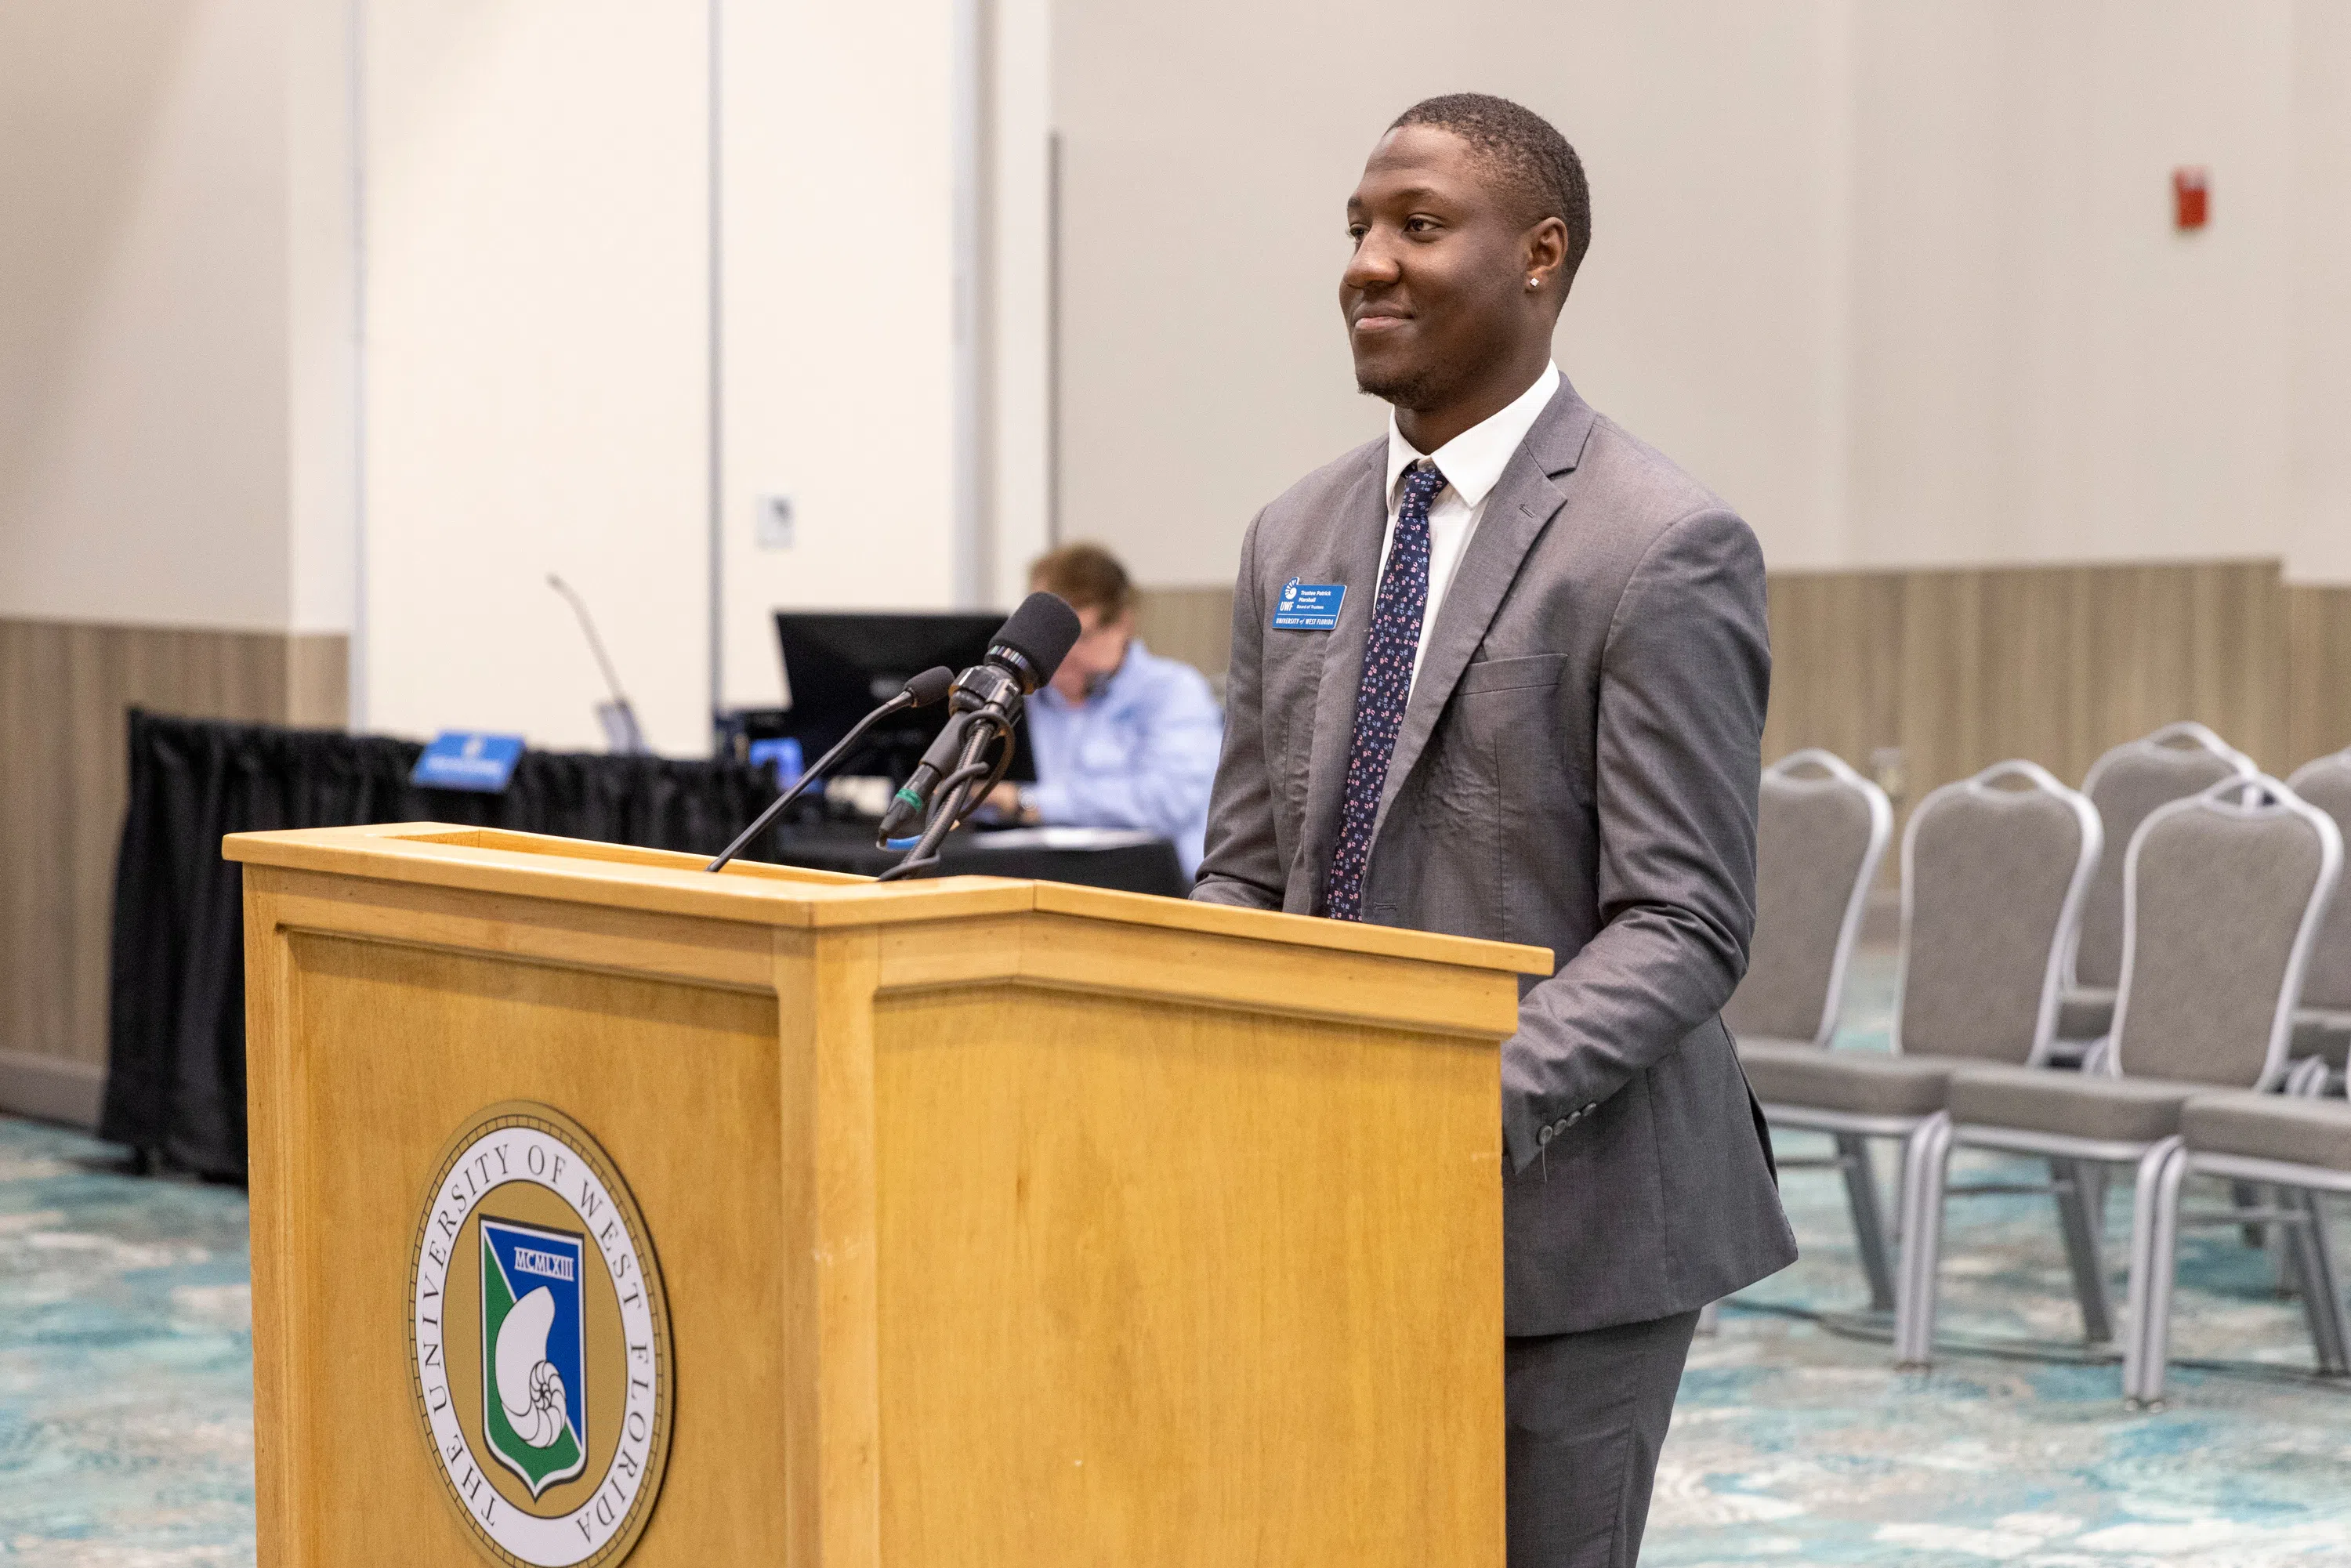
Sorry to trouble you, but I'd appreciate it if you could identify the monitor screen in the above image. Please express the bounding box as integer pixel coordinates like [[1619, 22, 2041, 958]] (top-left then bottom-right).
[[773, 610, 1035, 785]]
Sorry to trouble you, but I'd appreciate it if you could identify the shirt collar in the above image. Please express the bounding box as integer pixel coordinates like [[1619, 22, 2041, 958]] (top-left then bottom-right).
[[1384, 360, 1562, 512], [1034, 639, 1143, 712]]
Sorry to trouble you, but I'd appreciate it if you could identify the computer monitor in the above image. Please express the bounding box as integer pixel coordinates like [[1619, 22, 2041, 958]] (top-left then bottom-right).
[[773, 610, 1036, 788]]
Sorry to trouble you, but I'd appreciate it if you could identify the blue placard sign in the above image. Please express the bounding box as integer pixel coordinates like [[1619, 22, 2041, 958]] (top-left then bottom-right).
[[748, 737, 804, 789], [411, 730, 525, 793], [1270, 578, 1346, 632]]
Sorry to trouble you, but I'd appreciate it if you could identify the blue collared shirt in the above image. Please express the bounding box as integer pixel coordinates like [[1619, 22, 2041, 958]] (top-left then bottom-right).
[[1025, 640, 1223, 878]]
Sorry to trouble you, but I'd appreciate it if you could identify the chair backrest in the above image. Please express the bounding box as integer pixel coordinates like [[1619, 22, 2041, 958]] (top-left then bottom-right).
[[2113, 776, 2343, 1089], [2073, 722, 2254, 990], [2286, 749, 2351, 1012], [1894, 761, 2099, 1064], [1723, 750, 1893, 1046]]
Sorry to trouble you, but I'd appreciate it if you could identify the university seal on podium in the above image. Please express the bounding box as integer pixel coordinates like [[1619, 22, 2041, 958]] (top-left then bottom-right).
[[408, 1103, 674, 1567]]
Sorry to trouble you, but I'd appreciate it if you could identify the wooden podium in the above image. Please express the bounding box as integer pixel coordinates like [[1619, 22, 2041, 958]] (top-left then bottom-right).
[[226, 824, 1549, 1568]]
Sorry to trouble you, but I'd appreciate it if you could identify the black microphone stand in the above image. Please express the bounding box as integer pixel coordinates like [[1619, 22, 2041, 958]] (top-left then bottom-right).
[[705, 691, 926, 874], [873, 712, 1020, 882]]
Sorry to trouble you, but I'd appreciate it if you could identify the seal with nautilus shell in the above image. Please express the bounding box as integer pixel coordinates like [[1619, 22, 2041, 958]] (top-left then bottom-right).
[[408, 1103, 673, 1567]]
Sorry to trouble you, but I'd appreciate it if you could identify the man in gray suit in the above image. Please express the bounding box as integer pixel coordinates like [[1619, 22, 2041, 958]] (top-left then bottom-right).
[[1193, 94, 1795, 1566]]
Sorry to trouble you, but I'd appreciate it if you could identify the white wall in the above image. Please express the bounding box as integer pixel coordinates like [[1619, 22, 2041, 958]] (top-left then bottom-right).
[[0, 0, 295, 630], [16, 0, 2346, 733], [714, 4, 955, 715], [360, 0, 1052, 734], [357, 1, 712, 751], [2288, 0, 2351, 585], [1052, 0, 1858, 586], [1052, 0, 2351, 588], [715, 0, 1051, 714], [988, 0, 1056, 608], [1846, 1, 2295, 570], [285, 0, 357, 636]]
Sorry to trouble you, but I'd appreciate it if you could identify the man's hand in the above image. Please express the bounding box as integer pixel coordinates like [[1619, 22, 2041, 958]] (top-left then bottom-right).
[[987, 783, 1038, 824]]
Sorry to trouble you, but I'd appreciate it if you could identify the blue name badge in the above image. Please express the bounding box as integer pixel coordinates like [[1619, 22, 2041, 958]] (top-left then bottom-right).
[[411, 730, 525, 793], [1270, 578, 1346, 632]]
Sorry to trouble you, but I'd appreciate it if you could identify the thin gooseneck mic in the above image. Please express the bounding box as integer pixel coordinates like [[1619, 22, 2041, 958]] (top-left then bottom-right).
[[548, 574, 647, 753], [703, 665, 955, 875]]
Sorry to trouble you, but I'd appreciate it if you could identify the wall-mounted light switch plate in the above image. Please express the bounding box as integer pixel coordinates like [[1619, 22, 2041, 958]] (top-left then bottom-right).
[[755, 494, 795, 549]]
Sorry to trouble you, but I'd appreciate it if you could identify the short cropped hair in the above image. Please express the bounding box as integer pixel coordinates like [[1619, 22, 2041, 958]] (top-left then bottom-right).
[[1029, 541, 1134, 621], [1391, 93, 1590, 286]]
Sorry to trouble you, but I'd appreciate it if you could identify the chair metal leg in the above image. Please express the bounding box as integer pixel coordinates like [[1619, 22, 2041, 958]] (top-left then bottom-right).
[[1893, 1114, 1954, 1368], [2123, 1138, 2187, 1406], [2273, 1186, 2298, 1297], [2283, 1190, 2349, 1376], [2081, 1161, 2110, 1240], [1836, 1133, 1896, 1313], [2233, 1180, 2268, 1249], [2052, 1158, 2115, 1345]]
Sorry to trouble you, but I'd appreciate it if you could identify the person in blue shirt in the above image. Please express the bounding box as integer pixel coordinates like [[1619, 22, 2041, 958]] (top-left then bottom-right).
[[987, 543, 1223, 878]]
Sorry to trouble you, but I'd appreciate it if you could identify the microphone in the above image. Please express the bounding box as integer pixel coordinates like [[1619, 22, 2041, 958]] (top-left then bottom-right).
[[876, 592, 1082, 843], [547, 574, 649, 754], [901, 664, 958, 708], [703, 664, 954, 874]]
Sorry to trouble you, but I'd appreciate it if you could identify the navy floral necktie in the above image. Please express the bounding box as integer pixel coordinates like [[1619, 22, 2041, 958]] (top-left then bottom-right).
[[1324, 458, 1446, 921]]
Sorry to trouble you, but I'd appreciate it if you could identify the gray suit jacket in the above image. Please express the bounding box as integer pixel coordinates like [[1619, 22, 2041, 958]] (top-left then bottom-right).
[[1194, 378, 1796, 1335]]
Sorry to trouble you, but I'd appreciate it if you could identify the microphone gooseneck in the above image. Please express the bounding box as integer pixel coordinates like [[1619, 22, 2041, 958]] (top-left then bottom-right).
[[547, 574, 633, 711], [874, 593, 1083, 879], [703, 665, 954, 875], [549, 573, 649, 753]]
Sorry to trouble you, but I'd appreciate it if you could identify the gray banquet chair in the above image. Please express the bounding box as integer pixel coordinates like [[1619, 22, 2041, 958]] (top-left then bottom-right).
[[2059, 723, 2255, 1052], [2285, 748, 2351, 1085], [2130, 1088, 2351, 1403], [1726, 750, 1894, 1304], [1897, 775, 2342, 1374], [1740, 760, 2096, 1315]]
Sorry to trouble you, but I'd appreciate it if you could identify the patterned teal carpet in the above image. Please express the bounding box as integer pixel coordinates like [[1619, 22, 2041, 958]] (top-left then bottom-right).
[[0, 1125, 252, 1564], [1664, 954, 2351, 1566], [2, 951, 2347, 1563]]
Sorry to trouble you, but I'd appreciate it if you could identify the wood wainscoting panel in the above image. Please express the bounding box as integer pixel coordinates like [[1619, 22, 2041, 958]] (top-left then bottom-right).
[[1170, 559, 2336, 816], [1133, 587, 1236, 688], [2288, 585, 2351, 765], [1756, 570, 1905, 776], [0, 617, 349, 1100], [1766, 559, 2327, 811]]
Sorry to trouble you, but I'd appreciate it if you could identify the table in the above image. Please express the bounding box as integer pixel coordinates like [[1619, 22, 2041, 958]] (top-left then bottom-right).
[[770, 819, 1189, 898]]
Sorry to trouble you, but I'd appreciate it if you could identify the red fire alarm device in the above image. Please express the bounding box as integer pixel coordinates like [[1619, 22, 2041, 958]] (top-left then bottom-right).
[[2174, 167, 2209, 231]]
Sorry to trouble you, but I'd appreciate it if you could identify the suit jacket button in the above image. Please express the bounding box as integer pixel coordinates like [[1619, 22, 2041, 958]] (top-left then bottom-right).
[[1538, 1125, 1554, 1146]]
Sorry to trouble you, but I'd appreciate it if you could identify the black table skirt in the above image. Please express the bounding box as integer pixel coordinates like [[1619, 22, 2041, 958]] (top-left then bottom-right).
[[103, 711, 1188, 1179], [103, 710, 779, 1179]]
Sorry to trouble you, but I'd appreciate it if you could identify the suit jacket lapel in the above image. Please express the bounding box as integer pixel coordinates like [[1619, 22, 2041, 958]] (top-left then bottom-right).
[[1370, 382, 1599, 843], [1298, 453, 1390, 895]]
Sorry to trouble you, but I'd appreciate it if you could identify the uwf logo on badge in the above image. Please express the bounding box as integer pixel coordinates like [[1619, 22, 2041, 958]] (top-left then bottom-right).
[[410, 1103, 674, 1568], [1270, 576, 1346, 632]]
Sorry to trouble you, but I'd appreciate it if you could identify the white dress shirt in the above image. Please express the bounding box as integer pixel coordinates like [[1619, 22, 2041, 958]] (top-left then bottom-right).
[[1379, 360, 1562, 684]]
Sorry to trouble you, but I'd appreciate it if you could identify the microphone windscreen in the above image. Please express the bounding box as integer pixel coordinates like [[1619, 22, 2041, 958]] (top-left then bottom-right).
[[991, 592, 1084, 686], [904, 665, 955, 707]]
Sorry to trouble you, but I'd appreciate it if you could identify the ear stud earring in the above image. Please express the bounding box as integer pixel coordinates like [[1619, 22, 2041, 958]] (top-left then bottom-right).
[[1527, 276, 1541, 290]]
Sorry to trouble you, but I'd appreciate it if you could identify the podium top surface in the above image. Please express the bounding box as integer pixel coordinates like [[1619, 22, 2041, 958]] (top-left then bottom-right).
[[225, 823, 1554, 977]]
